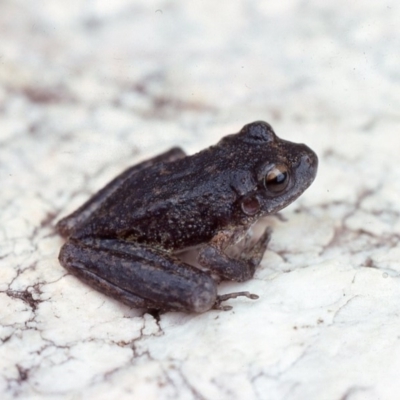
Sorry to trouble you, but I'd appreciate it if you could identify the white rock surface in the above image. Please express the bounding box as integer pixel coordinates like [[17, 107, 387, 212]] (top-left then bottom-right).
[[1, 1, 400, 399]]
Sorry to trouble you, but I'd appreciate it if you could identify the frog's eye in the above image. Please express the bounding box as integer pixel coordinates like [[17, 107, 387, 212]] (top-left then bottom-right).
[[264, 164, 290, 193]]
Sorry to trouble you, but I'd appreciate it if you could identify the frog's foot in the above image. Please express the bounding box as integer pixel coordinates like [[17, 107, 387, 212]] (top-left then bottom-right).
[[241, 226, 272, 267], [213, 291, 259, 311], [199, 226, 272, 283]]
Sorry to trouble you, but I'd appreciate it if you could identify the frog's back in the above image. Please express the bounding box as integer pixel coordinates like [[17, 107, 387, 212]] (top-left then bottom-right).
[[77, 145, 242, 250]]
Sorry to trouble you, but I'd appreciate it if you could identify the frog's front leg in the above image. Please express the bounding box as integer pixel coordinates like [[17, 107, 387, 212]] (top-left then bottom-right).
[[59, 237, 218, 313], [198, 226, 272, 282], [57, 147, 186, 237]]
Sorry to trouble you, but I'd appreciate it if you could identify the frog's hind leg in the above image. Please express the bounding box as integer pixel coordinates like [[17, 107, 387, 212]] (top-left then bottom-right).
[[57, 147, 186, 237], [59, 237, 217, 313]]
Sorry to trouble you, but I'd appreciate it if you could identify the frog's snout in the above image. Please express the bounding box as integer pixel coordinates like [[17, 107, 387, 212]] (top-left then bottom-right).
[[303, 150, 318, 171], [298, 146, 318, 182]]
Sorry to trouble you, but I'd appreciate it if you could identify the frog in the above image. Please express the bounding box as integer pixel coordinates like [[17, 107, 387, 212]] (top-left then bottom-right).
[[57, 121, 318, 313]]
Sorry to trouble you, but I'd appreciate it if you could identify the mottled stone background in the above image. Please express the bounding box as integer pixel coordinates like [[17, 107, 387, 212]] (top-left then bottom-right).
[[1, 1, 400, 399]]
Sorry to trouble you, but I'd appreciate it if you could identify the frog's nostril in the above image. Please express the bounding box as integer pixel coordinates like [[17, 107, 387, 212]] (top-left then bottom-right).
[[302, 152, 318, 168]]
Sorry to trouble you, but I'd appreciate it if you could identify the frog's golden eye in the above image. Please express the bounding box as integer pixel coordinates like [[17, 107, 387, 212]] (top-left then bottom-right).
[[264, 164, 290, 193]]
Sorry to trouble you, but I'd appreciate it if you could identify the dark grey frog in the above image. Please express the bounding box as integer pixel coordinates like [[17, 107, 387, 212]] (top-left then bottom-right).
[[57, 121, 318, 313]]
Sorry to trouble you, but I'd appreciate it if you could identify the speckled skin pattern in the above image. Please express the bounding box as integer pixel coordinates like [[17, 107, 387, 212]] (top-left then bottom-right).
[[57, 121, 318, 313]]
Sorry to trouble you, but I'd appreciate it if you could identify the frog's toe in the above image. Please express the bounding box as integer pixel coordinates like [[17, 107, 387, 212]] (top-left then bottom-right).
[[213, 291, 259, 311]]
